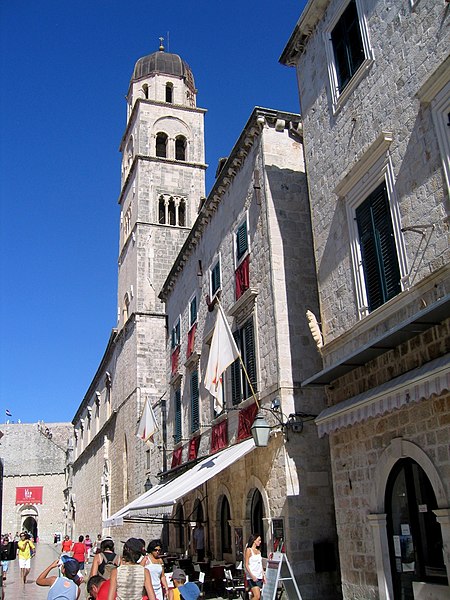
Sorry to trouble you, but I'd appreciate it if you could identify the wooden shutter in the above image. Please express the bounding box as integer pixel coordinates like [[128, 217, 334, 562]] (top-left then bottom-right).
[[236, 221, 248, 262], [174, 388, 182, 443], [231, 330, 242, 406], [356, 182, 401, 312], [243, 319, 257, 398], [191, 370, 199, 433], [211, 261, 221, 295]]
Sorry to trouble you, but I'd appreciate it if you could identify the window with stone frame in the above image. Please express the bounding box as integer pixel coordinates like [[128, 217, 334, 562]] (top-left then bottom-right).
[[190, 367, 200, 434], [165, 82, 173, 103], [235, 216, 250, 300], [325, 0, 374, 112], [175, 136, 187, 161], [209, 255, 222, 298], [156, 132, 168, 158], [158, 194, 187, 227], [230, 317, 257, 405], [171, 316, 181, 350]]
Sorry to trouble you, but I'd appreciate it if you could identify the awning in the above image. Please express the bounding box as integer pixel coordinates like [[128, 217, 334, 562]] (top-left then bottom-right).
[[315, 353, 450, 437], [104, 437, 255, 527]]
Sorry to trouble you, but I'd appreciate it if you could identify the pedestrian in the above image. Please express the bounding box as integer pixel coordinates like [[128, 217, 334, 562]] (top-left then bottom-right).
[[1, 535, 10, 582], [170, 568, 200, 600], [107, 537, 156, 600], [61, 534, 73, 556], [145, 540, 168, 600], [85, 534, 93, 561], [72, 535, 87, 570], [93, 534, 102, 555], [87, 574, 110, 599], [36, 555, 82, 599], [244, 534, 265, 600], [17, 532, 35, 584], [192, 523, 205, 562], [89, 538, 120, 579]]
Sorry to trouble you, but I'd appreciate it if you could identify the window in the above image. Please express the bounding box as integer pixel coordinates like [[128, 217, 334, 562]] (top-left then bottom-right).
[[175, 136, 187, 161], [157, 195, 187, 227], [171, 317, 181, 349], [178, 199, 186, 227], [158, 196, 165, 224], [142, 84, 149, 99], [190, 369, 200, 433], [231, 318, 257, 405], [166, 83, 173, 103], [325, 0, 373, 111], [174, 387, 182, 444], [210, 257, 221, 298], [355, 182, 401, 312], [235, 219, 249, 265], [156, 132, 168, 158], [189, 295, 198, 328]]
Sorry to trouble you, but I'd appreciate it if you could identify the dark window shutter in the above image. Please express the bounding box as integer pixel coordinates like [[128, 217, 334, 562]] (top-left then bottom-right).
[[190, 296, 197, 326], [191, 370, 199, 433], [174, 388, 182, 443], [236, 222, 248, 262], [331, 0, 365, 92], [356, 182, 401, 312], [243, 319, 257, 398], [211, 261, 221, 295], [231, 330, 242, 406]]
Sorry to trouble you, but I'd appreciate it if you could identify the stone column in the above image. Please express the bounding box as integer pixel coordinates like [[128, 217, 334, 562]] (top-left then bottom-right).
[[433, 508, 450, 578], [368, 513, 394, 600]]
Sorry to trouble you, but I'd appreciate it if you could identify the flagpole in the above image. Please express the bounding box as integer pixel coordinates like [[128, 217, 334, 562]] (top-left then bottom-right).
[[216, 299, 260, 409]]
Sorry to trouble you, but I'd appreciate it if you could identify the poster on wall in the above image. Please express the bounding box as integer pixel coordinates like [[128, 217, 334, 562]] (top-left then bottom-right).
[[272, 518, 285, 553], [16, 486, 43, 505]]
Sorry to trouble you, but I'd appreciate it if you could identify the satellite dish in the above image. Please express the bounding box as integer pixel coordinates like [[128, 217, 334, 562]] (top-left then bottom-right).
[[306, 310, 323, 351]]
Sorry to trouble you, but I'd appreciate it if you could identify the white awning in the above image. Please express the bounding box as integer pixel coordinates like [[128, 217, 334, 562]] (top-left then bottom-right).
[[104, 437, 255, 527], [315, 353, 450, 437]]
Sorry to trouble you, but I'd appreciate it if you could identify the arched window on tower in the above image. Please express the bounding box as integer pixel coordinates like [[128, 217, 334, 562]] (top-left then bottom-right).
[[142, 83, 149, 99], [156, 132, 168, 158], [178, 199, 186, 227], [175, 136, 187, 161], [158, 196, 166, 224], [165, 83, 173, 103], [168, 197, 176, 226]]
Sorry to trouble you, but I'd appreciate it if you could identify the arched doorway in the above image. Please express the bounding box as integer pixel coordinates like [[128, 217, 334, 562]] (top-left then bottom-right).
[[20, 506, 39, 540], [220, 496, 232, 556], [250, 489, 266, 556], [385, 458, 448, 599]]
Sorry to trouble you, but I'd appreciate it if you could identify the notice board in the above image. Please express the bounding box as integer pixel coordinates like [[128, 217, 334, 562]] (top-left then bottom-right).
[[262, 552, 302, 600]]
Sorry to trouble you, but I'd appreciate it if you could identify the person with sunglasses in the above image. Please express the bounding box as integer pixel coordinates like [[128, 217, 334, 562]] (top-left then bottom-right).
[[144, 540, 168, 600]]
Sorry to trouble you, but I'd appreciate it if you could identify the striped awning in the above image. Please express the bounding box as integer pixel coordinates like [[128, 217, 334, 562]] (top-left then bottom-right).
[[315, 353, 450, 437]]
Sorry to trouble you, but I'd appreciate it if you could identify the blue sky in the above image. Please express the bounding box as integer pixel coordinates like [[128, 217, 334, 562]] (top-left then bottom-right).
[[0, 0, 305, 425]]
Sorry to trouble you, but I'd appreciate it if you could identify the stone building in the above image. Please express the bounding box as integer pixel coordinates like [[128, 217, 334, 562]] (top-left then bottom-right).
[[106, 106, 340, 600], [69, 46, 206, 540], [281, 0, 449, 599], [0, 422, 72, 542]]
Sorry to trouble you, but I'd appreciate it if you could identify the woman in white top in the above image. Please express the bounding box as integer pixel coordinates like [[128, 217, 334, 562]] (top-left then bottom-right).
[[244, 534, 265, 600], [145, 540, 168, 600], [108, 538, 156, 600]]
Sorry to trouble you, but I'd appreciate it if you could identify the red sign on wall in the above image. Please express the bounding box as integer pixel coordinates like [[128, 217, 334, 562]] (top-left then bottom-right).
[[15, 486, 43, 505]]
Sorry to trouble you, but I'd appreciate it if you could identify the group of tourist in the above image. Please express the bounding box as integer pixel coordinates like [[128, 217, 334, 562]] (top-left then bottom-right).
[[37, 535, 203, 600]]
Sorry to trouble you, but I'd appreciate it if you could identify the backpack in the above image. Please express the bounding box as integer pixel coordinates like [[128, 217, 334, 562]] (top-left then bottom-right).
[[98, 552, 119, 579]]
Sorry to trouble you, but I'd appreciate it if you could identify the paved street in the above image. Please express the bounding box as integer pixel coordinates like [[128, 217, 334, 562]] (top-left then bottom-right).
[[1, 542, 88, 599]]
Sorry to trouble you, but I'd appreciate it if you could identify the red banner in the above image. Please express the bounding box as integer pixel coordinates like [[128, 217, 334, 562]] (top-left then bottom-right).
[[16, 486, 43, 505]]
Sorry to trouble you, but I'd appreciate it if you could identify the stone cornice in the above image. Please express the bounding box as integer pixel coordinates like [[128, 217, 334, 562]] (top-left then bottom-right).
[[280, 0, 330, 66], [159, 107, 302, 302]]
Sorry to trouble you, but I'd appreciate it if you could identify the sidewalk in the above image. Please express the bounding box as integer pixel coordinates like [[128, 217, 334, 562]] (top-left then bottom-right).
[[1, 543, 88, 599]]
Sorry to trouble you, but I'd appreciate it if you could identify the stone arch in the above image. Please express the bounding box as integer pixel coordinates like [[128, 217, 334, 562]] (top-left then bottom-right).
[[18, 505, 39, 539], [370, 437, 448, 513], [243, 476, 271, 552], [216, 485, 234, 559]]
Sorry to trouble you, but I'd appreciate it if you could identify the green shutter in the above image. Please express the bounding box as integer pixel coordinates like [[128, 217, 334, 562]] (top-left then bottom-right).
[[231, 330, 242, 406], [191, 370, 199, 433], [211, 261, 221, 295], [190, 296, 197, 326], [356, 182, 401, 312], [243, 319, 257, 398], [236, 221, 248, 262], [174, 388, 182, 443]]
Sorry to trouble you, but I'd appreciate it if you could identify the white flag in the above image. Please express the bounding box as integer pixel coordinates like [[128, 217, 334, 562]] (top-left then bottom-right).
[[204, 303, 240, 412], [136, 399, 158, 443]]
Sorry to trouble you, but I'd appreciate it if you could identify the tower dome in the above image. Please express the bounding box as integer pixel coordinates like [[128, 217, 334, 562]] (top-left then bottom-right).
[[131, 49, 196, 91]]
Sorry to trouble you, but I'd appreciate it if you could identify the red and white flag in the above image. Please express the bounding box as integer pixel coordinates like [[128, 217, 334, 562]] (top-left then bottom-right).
[[204, 303, 240, 413], [136, 399, 158, 444]]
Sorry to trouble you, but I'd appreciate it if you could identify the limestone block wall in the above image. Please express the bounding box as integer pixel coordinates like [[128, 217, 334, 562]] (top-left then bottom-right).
[[1, 423, 72, 543], [293, 0, 450, 343]]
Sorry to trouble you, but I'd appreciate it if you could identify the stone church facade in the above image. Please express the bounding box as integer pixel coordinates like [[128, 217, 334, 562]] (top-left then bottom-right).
[[281, 0, 449, 598]]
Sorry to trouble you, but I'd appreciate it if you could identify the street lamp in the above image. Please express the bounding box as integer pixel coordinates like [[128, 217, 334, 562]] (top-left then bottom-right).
[[250, 402, 317, 447], [144, 477, 153, 492]]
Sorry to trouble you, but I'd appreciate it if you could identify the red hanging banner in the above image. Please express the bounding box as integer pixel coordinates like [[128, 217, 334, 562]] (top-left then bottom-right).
[[16, 486, 43, 505]]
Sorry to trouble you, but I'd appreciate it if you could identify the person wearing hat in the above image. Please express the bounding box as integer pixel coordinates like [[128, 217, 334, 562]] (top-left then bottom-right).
[[36, 556, 82, 599], [108, 537, 156, 600], [171, 568, 200, 600]]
